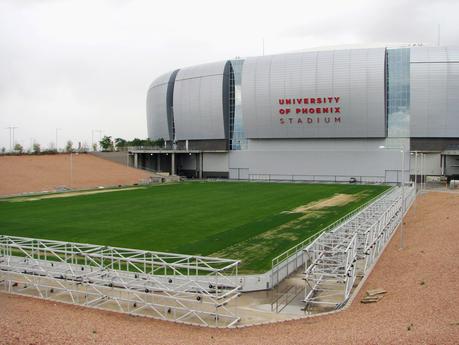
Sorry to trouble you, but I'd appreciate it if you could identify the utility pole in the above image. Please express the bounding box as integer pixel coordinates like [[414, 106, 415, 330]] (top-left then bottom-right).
[[6, 126, 18, 152], [70, 152, 73, 187], [92, 129, 102, 151], [56, 128, 62, 152], [400, 148, 405, 249]]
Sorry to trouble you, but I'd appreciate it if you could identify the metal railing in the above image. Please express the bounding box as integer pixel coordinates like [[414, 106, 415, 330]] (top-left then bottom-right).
[[0, 235, 241, 328], [303, 185, 414, 310], [247, 173, 387, 184], [127, 146, 168, 151], [270, 186, 395, 280], [270, 284, 303, 313]]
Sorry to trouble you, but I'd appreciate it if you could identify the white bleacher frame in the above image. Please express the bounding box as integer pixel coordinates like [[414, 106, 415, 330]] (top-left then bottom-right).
[[0, 236, 241, 328], [303, 185, 415, 311]]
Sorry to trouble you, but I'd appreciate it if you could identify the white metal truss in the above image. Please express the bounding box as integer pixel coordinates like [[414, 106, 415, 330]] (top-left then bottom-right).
[[0, 236, 241, 327], [304, 231, 358, 308], [303, 185, 415, 311], [269, 187, 394, 290]]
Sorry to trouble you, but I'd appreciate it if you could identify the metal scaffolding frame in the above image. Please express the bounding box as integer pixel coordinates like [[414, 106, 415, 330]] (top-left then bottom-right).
[[269, 187, 398, 290], [304, 232, 358, 307], [0, 236, 241, 327], [303, 186, 415, 310]]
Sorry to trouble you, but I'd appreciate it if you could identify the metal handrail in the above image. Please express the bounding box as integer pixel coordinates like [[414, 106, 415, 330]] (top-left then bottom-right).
[[248, 173, 387, 184], [127, 146, 166, 151], [271, 186, 395, 272], [270, 284, 303, 313]]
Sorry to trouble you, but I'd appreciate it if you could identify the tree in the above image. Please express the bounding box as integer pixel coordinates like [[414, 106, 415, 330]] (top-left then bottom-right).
[[32, 142, 41, 154], [99, 135, 114, 151], [65, 140, 74, 152], [92, 143, 98, 152], [143, 138, 154, 147], [130, 138, 143, 147], [114, 138, 127, 150], [14, 143, 23, 154], [154, 138, 165, 147], [47, 142, 57, 152], [1, 147, 5, 154]]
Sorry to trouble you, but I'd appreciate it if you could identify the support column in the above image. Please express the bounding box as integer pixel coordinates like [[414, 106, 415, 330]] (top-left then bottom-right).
[[134, 153, 138, 169], [199, 153, 203, 179], [157, 154, 161, 172], [171, 153, 176, 175], [441, 154, 445, 176]]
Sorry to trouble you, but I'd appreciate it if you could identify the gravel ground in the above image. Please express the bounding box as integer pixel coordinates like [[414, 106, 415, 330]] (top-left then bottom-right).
[[0, 154, 151, 196], [1, 191, 458, 345]]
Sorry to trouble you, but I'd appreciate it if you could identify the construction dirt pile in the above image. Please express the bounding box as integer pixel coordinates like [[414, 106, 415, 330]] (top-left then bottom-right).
[[0, 154, 152, 196], [0, 191, 458, 344]]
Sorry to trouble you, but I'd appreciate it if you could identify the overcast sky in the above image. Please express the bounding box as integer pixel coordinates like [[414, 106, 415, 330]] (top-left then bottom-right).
[[0, 0, 458, 150]]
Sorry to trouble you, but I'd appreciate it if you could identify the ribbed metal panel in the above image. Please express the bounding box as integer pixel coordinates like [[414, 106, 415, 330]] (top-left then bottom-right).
[[146, 71, 175, 140], [241, 48, 386, 138], [410, 46, 459, 137], [173, 61, 228, 140]]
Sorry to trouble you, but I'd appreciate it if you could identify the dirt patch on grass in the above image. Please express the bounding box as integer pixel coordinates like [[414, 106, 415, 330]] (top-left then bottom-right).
[[289, 193, 359, 214], [7, 187, 147, 202], [210, 212, 322, 271], [260, 212, 324, 240], [216, 193, 369, 270]]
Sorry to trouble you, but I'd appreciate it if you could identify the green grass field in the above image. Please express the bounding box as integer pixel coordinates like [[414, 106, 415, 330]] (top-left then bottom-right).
[[0, 182, 389, 273]]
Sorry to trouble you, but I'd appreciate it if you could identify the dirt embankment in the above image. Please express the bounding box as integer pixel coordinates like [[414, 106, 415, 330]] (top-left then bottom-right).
[[0, 154, 152, 196]]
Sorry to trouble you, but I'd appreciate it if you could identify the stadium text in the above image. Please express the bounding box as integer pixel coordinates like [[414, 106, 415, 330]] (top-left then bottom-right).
[[280, 117, 342, 125], [278, 96, 342, 126]]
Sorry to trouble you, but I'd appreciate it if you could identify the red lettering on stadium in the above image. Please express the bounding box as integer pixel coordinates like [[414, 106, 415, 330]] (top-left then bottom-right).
[[278, 96, 342, 127], [278, 97, 340, 105], [280, 117, 341, 125]]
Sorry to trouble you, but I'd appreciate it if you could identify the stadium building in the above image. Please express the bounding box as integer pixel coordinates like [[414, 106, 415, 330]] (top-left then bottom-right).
[[133, 46, 459, 183]]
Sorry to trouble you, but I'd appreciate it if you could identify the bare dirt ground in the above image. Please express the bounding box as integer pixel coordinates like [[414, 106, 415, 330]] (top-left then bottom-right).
[[0, 154, 152, 196], [1, 191, 458, 345], [289, 192, 358, 213]]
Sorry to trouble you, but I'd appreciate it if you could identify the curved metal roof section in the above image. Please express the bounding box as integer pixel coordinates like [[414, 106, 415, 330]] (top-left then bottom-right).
[[173, 61, 229, 140], [146, 70, 178, 140]]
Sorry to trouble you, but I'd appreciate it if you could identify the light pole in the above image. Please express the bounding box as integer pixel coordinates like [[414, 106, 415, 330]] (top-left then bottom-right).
[[70, 152, 73, 187], [412, 151, 418, 215], [69, 152, 78, 188], [6, 126, 18, 152], [379, 145, 405, 249], [56, 128, 62, 152], [421, 152, 425, 192], [419, 152, 423, 192], [414, 151, 418, 191], [92, 129, 102, 151], [421, 153, 426, 191]]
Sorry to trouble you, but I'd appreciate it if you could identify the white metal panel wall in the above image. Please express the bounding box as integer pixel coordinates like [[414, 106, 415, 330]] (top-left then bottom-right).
[[146, 72, 174, 140], [174, 61, 227, 140], [203, 153, 229, 172], [229, 138, 410, 183], [242, 48, 386, 138], [410, 46, 459, 137]]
